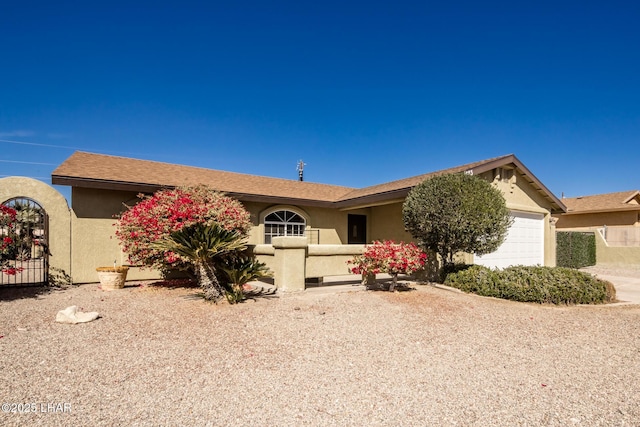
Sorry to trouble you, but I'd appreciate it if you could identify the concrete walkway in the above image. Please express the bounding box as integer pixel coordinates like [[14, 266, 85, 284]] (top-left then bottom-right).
[[580, 266, 640, 305], [592, 273, 640, 305]]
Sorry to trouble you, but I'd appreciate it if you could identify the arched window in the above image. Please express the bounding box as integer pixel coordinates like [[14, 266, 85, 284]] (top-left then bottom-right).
[[264, 210, 306, 244]]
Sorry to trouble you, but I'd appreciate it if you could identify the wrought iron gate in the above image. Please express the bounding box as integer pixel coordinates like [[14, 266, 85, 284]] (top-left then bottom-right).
[[0, 197, 49, 286]]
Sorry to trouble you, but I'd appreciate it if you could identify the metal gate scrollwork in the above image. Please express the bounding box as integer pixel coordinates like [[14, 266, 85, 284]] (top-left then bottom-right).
[[0, 197, 49, 286]]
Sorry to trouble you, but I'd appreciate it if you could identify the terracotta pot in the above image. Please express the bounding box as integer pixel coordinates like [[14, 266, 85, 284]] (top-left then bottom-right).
[[96, 266, 129, 290]]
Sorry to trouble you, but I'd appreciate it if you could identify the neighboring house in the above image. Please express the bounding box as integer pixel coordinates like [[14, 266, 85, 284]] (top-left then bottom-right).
[[555, 190, 640, 265], [43, 151, 565, 284], [555, 190, 640, 229]]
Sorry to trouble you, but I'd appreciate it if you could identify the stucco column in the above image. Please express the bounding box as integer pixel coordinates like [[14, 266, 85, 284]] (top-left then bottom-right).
[[271, 236, 307, 292]]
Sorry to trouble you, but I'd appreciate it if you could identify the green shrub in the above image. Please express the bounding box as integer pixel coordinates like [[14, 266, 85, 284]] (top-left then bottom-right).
[[556, 232, 596, 268], [402, 173, 512, 267], [444, 265, 615, 305]]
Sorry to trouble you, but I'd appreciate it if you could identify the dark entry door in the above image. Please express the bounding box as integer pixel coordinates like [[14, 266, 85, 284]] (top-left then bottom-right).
[[348, 214, 367, 244]]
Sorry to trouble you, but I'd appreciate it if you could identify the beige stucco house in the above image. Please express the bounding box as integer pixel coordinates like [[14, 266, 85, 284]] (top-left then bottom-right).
[[555, 191, 640, 229], [36, 151, 565, 286], [555, 191, 640, 266]]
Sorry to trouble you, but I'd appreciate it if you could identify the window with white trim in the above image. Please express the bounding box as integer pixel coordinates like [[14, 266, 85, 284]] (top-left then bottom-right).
[[264, 210, 306, 244]]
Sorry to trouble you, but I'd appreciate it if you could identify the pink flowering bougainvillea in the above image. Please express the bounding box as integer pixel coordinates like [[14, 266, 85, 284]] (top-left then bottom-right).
[[0, 205, 24, 275], [347, 240, 427, 290], [115, 186, 252, 272]]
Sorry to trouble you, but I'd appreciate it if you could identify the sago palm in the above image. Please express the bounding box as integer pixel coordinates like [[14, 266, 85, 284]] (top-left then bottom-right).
[[219, 255, 272, 303], [153, 223, 247, 301]]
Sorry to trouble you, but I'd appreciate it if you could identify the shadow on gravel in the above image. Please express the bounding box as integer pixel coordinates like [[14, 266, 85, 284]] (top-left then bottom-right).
[[242, 285, 279, 302], [365, 282, 416, 292], [143, 278, 199, 290], [185, 286, 279, 303], [0, 285, 56, 302], [144, 278, 279, 303]]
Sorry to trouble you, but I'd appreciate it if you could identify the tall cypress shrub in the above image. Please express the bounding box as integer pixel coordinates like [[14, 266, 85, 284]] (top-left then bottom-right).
[[557, 231, 596, 268]]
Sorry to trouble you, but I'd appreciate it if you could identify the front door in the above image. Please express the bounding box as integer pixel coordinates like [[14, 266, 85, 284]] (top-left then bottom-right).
[[348, 214, 367, 244]]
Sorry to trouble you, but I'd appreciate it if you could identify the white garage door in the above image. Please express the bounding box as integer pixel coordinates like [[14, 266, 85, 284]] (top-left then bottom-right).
[[475, 211, 544, 269]]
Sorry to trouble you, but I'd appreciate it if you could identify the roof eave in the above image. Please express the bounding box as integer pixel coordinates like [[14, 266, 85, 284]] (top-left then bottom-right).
[[52, 175, 337, 208], [622, 191, 640, 204], [335, 155, 567, 214], [473, 155, 567, 214], [335, 189, 411, 209], [562, 206, 640, 215]]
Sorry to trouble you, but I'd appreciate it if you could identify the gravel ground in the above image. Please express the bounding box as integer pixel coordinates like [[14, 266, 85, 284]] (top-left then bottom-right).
[[1, 279, 639, 427]]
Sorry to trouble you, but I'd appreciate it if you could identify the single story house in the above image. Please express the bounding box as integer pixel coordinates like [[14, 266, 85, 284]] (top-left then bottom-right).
[[554, 190, 640, 265], [555, 190, 640, 229], [36, 151, 565, 286]]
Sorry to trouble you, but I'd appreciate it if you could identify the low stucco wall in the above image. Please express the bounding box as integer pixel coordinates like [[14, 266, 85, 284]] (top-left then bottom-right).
[[306, 244, 364, 278], [253, 243, 365, 279], [594, 228, 640, 267]]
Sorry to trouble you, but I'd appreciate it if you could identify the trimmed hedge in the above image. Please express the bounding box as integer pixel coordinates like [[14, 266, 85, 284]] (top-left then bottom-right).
[[556, 231, 596, 268], [444, 265, 616, 305]]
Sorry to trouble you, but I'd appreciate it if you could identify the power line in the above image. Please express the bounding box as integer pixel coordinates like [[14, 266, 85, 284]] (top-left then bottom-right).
[[0, 138, 176, 160], [0, 138, 85, 150], [0, 159, 58, 166]]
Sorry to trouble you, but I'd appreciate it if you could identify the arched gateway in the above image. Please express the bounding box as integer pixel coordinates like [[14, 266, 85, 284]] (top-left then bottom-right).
[[0, 197, 49, 285], [0, 177, 72, 286]]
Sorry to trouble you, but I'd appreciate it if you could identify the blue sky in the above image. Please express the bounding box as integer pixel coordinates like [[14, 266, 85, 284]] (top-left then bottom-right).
[[1, 1, 639, 203]]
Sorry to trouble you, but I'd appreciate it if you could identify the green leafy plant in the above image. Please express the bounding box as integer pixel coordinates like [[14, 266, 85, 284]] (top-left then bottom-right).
[[556, 231, 596, 268], [152, 223, 247, 302], [402, 173, 512, 277], [444, 265, 616, 305], [48, 267, 74, 288], [219, 255, 272, 303]]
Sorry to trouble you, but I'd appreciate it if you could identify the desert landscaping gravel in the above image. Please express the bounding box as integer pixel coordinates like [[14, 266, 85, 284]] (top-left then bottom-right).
[[1, 278, 639, 426]]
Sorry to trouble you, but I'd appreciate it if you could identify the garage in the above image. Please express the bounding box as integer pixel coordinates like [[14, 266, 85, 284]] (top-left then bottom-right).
[[475, 211, 545, 269]]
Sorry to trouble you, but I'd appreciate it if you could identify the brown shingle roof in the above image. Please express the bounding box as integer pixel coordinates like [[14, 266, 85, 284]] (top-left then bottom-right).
[[52, 151, 566, 212], [337, 155, 514, 203], [52, 151, 354, 206], [562, 190, 640, 214], [336, 154, 566, 213]]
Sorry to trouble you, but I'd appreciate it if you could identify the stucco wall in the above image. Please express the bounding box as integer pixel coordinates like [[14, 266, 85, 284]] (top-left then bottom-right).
[[70, 187, 162, 283], [595, 229, 640, 266], [369, 203, 413, 242], [254, 243, 365, 279], [0, 177, 72, 279], [306, 244, 365, 277], [245, 201, 369, 244], [555, 211, 640, 229], [67, 189, 371, 282]]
